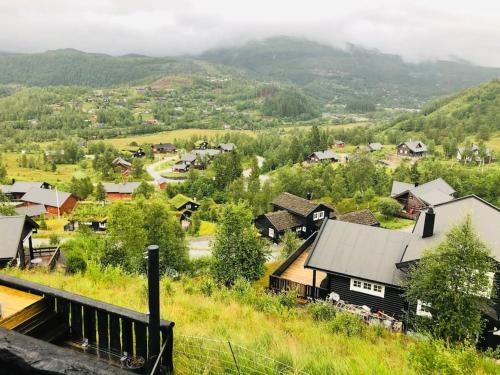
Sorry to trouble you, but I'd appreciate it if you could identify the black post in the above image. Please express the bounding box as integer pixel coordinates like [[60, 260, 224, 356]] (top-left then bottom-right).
[[312, 269, 317, 300], [147, 245, 161, 373]]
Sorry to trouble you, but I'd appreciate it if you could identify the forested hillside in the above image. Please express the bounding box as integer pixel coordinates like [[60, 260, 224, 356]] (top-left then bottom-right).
[[388, 79, 500, 145], [200, 37, 500, 106]]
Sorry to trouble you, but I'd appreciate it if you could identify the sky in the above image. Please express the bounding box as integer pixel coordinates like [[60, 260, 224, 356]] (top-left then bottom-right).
[[1, 0, 500, 67]]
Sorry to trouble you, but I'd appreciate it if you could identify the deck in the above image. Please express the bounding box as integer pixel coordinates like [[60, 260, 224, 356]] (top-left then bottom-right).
[[0, 285, 43, 323], [280, 250, 327, 285]]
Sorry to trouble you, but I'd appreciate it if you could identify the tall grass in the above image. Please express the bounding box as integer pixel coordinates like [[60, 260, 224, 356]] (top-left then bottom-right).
[[3, 265, 497, 374]]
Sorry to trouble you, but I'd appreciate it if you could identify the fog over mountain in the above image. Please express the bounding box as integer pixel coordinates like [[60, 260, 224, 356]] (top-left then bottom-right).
[[1, 0, 500, 67]]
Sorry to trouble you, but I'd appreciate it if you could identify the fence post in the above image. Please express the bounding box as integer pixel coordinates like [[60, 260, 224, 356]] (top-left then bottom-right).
[[227, 341, 241, 375], [147, 245, 161, 373]]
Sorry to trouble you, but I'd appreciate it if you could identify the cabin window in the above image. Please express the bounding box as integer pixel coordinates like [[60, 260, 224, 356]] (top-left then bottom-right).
[[302, 226, 307, 232], [313, 211, 324, 221], [268, 228, 275, 238], [350, 278, 385, 297], [186, 204, 191, 209], [416, 300, 432, 318]]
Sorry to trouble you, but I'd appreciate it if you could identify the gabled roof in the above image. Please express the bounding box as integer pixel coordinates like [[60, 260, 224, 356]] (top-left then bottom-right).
[[272, 192, 320, 217], [21, 188, 72, 208], [368, 142, 383, 151], [192, 149, 221, 157], [170, 194, 197, 210], [112, 157, 132, 168], [15, 204, 47, 217], [305, 219, 410, 286], [152, 143, 176, 149], [172, 161, 189, 169], [391, 181, 415, 196], [2, 181, 47, 194], [264, 210, 302, 232], [180, 153, 197, 163], [338, 209, 380, 226], [218, 143, 235, 151], [398, 141, 427, 153], [103, 182, 141, 194], [400, 195, 500, 264], [0, 215, 38, 260], [391, 178, 455, 205], [310, 150, 339, 161]]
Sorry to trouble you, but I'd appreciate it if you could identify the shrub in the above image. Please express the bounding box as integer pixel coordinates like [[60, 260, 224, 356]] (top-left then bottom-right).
[[65, 253, 87, 274], [199, 278, 215, 297], [377, 197, 402, 218], [307, 301, 336, 322], [49, 233, 60, 246], [277, 288, 297, 309], [160, 277, 175, 296], [328, 312, 365, 337]]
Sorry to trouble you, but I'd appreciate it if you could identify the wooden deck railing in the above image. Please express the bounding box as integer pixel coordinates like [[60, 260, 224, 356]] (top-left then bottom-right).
[[269, 275, 327, 300], [0, 274, 174, 374]]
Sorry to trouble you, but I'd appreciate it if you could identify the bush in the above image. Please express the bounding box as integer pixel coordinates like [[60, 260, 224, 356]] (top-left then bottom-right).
[[408, 339, 481, 375], [199, 278, 215, 297], [328, 312, 365, 337], [65, 253, 87, 274], [377, 197, 402, 218], [277, 288, 297, 309], [307, 301, 336, 322]]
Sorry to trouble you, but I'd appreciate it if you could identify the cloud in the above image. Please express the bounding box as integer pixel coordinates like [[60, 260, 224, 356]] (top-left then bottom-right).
[[0, 0, 499, 67]]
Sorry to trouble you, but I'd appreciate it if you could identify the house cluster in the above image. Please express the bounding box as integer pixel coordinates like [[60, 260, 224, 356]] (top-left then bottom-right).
[[1, 181, 77, 216], [172, 143, 236, 173], [457, 144, 496, 165], [270, 195, 500, 347]]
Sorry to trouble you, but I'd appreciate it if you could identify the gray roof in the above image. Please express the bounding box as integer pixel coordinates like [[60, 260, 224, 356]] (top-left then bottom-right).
[[401, 195, 500, 264], [0, 185, 11, 194], [264, 211, 302, 232], [21, 188, 72, 208], [368, 142, 383, 151], [391, 178, 455, 205], [391, 181, 415, 196], [0, 215, 37, 260], [172, 162, 189, 169], [181, 153, 197, 163], [112, 157, 132, 167], [399, 141, 427, 153], [2, 181, 46, 194], [103, 182, 141, 194], [15, 204, 47, 217], [310, 150, 339, 161], [218, 143, 236, 151], [193, 149, 221, 157], [305, 220, 410, 285]]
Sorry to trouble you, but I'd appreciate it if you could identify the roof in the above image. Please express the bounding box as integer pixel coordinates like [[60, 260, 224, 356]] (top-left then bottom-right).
[[391, 178, 455, 205], [391, 181, 415, 196], [2, 181, 46, 194], [153, 143, 176, 149], [401, 195, 500, 264], [180, 153, 197, 163], [103, 182, 140, 194], [335, 140, 344, 144], [172, 162, 189, 169], [305, 219, 410, 286], [112, 157, 132, 168], [272, 192, 319, 217], [15, 204, 46, 217], [398, 141, 427, 153], [192, 149, 221, 157], [170, 194, 196, 210], [218, 143, 235, 151], [338, 209, 380, 226], [21, 188, 72, 208], [69, 202, 109, 222], [310, 150, 339, 161], [264, 210, 302, 232], [0, 215, 38, 260], [369, 142, 383, 151]]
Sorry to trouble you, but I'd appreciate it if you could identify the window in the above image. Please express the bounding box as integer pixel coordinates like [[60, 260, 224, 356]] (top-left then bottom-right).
[[313, 211, 325, 221], [186, 204, 191, 209], [416, 300, 432, 318], [350, 278, 385, 297], [313, 212, 319, 220], [302, 226, 307, 232], [268, 228, 275, 238]]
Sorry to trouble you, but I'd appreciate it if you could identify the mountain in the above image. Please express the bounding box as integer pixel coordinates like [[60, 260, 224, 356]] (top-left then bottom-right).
[[388, 78, 500, 141], [200, 37, 500, 107]]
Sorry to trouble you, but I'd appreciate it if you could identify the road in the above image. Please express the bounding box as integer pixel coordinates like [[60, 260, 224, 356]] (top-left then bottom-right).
[[145, 156, 186, 184], [242, 156, 270, 184]]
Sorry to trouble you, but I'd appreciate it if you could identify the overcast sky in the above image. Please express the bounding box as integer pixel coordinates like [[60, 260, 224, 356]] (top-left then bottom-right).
[[1, 0, 500, 67]]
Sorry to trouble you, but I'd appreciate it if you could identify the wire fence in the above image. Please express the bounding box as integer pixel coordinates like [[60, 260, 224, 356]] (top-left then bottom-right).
[[174, 335, 310, 375]]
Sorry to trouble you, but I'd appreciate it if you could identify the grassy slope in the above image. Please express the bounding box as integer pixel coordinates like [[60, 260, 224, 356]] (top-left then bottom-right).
[[2, 266, 419, 374]]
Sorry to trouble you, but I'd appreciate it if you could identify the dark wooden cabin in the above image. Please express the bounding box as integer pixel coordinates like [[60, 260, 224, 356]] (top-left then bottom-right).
[[151, 143, 176, 154], [254, 211, 302, 242], [397, 141, 427, 157]]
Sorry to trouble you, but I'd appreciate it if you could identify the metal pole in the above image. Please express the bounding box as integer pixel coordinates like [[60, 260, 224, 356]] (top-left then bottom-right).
[[147, 245, 161, 373]]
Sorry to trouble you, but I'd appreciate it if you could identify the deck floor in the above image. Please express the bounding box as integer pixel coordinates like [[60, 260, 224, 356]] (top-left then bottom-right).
[[0, 285, 43, 322], [280, 250, 327, 286]]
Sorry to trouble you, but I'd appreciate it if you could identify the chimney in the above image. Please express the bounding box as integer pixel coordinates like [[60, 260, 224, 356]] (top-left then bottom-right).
[[306, 192, 312, 200], [414, 182, 419, 187], [422, 207, 435, 238], [147, 245, 160, 371]]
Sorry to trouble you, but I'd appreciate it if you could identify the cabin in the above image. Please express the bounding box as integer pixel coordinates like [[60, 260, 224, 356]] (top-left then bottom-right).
[[338, 209, 380, 227], [192, 149, 221, 168], [112, 157, 133, 176], [180, 153, 197, 166], [20, 188, 77, 215], [368, 143, 383, 152], [308, 150, 339, 163], [172, 161, 190, 173], [0, 181, 52, 201], [103, 182, 140, 200], [271, 195, 500, 348], [64, 202, 108, 232], [256, 192, 335, 242], [14, 204, 47, 218], [0, 248, 174, 374], [131, 148, 145, 158], [333, 140, 345, 148], [217, 143, 236, 152], [390, 178, 455, 217], [151, 143, 176, 154], [170, 194, 199, 221], [194, 140, 209, 150], [0, 216, 39, 268], [457, 144, 496, 165], [397, 141, 427, 157]]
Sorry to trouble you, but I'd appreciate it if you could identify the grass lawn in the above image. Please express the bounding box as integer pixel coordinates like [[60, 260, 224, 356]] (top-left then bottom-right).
[[375, 214, 415, 230], [34, 216, 73, 239], [198, 221, 216, 236], [154, 159, 176, 171]]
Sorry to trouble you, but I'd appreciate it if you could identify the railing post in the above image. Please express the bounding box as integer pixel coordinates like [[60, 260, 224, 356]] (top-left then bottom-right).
[[147, 245, 161, 373]]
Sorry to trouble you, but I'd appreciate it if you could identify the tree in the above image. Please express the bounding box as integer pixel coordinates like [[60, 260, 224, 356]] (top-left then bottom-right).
[[281, 230, 300, 259], [131, 158, 144, 179], [133, 181, 155, 199], [95, 182, 106, 202], [0, 155, 7, 183], [213, 152, 243, 189], [330, 173, 347, 202], [211, 203, 268, 285], [404, 216, 495, 344], [353, 191, 364, 209], [0, 192, 15, 215], [363, 187, 375, 206], [410, 162, 420, 184], [70, 176, 94, 200], [377, 198, 401, 218]]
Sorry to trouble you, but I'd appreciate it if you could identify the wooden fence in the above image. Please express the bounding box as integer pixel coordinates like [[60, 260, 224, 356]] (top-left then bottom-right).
[[269, 275, 327, 300]]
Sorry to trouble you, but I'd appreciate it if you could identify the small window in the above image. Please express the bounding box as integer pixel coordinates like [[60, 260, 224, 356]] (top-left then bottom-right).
[[302, 226, 307, 232], [373, 285, 383, 293], [363, 282, 371, 290], [313, 212, 319, 220], [353, 280, 362, 288], [318, 211, 325, 219], [268, 228, 275, 238]]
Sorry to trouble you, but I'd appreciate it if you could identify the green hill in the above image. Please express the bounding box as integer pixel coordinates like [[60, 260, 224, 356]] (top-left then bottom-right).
[[200, 37, 500, 107], [388, 79, 500, 143]]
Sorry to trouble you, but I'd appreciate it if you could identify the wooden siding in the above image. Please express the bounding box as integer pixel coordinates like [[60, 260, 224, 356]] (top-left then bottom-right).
[[328, 274, 406, 319], [106, 192, 133, 200], [281, 250, 327, 286]]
